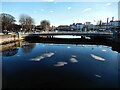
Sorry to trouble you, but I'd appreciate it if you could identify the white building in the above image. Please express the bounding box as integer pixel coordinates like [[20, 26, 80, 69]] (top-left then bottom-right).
[[71, 23, 77, 30], [109, 21, 120, 26], [71, 23, 85, 30], [76, 23, 84, 29]]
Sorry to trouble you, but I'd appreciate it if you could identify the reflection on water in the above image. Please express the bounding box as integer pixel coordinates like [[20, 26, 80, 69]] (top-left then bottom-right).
[[95, 74, 102, 78], [69, 58, 78, 63], [54, 35, 81, 39], [30, 52, 54, 61], [2, 48, 19, 57], [2, 40, 119, 88], [67, 46, 71, 48], [91, 54, 105, 61], [102, 49, 107, 52], [21, 43, 36, 53], [71, 55, 77, 57], [54, 62, 68, 67]]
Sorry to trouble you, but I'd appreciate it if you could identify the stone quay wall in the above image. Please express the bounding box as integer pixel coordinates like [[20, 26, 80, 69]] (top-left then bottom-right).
[[0, 33, 21, 44]]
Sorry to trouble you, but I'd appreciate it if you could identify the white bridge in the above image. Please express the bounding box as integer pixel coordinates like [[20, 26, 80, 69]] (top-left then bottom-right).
[[27, 32, 113, 38]]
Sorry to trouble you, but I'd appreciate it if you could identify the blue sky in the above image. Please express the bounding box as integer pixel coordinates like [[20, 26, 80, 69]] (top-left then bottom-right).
[[1, 1, 118, 26]]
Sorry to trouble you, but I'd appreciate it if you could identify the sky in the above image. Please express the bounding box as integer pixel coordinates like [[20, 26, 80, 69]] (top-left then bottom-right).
[[1, 1, 119, 26]]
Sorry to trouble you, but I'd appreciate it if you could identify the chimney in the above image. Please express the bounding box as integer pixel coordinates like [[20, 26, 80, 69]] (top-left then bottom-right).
[[107, 18, 109, 24], [112, 17, 114, 21]]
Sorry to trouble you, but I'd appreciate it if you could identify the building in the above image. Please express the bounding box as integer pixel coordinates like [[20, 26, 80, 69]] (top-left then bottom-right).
[[118, 1, 120, 21], [109, 21, 120, 27], [57, 25, 70, 31], [35, 25, 42, 30], [71, 23, 85, 31], [71, 23, 77, 30], [85, 22, 91, 25], [76, 23, 84, 30]]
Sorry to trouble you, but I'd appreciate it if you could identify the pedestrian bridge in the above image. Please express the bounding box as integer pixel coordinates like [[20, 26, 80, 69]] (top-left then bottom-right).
[[28, 32, 113, 37]]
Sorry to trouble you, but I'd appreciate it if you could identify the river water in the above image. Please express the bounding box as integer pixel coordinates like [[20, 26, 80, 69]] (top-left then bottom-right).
[[1, 37, 120, 88]]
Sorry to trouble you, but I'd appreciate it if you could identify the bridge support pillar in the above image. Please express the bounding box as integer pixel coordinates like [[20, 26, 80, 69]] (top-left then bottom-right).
[[46, 36, 53, 38], [113, 28, 120, 43], [81, 36, 85, 39]]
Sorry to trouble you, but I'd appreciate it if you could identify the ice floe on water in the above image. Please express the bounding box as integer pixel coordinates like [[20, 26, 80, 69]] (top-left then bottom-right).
[[71, 55, 77, 57], [42, 45, 45, 47], [30, 56, 44, 61], [82, 45, 88, 47], [49, 44, 54, 45], [54, 62, 67, 67], [30, 52, 54, 61], [95, 74, 102, 78], [43, 53, 54, 57], [67, 46, 71, 48], [70, 58, 78, 63], [101, 49, 107, 52], [91, 54, 105, 61]]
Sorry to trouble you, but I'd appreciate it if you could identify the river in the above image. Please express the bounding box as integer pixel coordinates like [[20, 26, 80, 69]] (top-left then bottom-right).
[[1, 36, 120, 88]]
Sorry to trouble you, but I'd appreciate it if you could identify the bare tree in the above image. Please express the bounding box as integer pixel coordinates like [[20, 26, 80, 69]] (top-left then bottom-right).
[[0, 13, 16, 31], [40, 20, 50, 32], [19, 14, 35, 32]]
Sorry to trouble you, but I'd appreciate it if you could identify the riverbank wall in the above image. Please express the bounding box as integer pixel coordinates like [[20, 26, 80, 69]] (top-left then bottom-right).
[[113, 31, 120, 43], [0, 33, 21, 45]]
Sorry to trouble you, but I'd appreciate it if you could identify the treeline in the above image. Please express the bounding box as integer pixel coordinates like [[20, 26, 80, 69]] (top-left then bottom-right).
[[0, 13, 51, 33]]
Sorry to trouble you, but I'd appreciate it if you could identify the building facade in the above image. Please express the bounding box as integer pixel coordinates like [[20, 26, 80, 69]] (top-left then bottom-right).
[[109, 21, 120, 26], [57, 25, 70, 31]]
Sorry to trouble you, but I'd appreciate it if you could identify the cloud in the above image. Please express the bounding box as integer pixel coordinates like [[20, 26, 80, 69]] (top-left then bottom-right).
[[82, 8, 92, 13], [91, 54, 105, 61], [30, 52, 54, 61], [41, 9, 44, 12], [106, 3, 111, 5], [67, 7, 72, 10], [42, 0, 54, 2], [50, 10, 54, 13], [54, 62, 67, 67]]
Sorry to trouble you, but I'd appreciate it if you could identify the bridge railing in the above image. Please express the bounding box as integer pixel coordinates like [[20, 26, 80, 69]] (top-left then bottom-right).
[[32, 31, 113, 34], [21, 31, 113, 35]]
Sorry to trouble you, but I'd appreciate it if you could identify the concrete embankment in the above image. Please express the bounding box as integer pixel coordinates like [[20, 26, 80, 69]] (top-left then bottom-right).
[[0, 33, 22, 44]]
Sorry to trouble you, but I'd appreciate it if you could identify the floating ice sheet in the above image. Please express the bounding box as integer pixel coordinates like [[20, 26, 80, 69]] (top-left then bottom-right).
[[91, 54, 105, 61]]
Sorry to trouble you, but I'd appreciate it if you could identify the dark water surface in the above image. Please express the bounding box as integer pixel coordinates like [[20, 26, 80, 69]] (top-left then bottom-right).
[[2, 40, 119, 88]]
